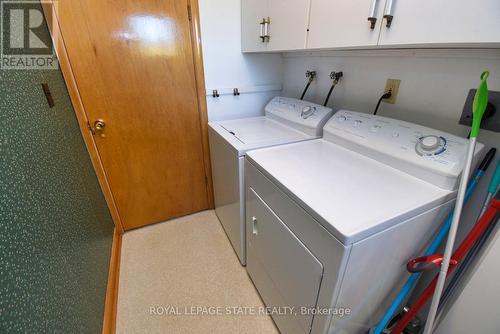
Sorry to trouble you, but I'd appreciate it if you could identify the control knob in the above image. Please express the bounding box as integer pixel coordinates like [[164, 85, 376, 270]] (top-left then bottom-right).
[[420, 135, 440, 150], [301, 106, 316, 119], [415, 135, 447, 156]]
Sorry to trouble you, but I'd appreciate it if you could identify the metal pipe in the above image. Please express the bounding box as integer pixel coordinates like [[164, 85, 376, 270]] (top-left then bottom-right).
[[323, 71, 343, 106], [423, 137, 478, 334], [300, 71, 316, 100]]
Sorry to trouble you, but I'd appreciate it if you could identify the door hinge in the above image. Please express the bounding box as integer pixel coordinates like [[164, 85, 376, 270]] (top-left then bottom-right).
[[187, 4, 192, 21]]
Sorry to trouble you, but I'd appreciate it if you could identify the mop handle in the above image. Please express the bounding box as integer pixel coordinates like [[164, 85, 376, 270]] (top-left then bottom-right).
[[422, 71, 490, 334], [479, 160, 500, 217], [371, 147, 495, 334], [488, 160, 500, 194], [391, 191, 500, 334], [437, 155, 498, 317], [422, 138, 477, 334]]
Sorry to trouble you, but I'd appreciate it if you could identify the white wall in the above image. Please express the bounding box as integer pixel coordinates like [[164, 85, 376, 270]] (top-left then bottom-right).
[[282, 49, 500, 136], [435, 229, 500, 334], [198, 0, 283, 121]]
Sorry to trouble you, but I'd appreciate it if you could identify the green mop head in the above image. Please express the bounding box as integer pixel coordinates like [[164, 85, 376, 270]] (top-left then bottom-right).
[[471, 71, 490, 138]]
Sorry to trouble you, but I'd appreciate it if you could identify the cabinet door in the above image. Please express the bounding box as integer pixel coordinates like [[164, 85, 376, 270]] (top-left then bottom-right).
[[379, 0, 500, 46], [241, 0, 268, 52], [267, 0, 311, 51], [308, 0, 384, 49]]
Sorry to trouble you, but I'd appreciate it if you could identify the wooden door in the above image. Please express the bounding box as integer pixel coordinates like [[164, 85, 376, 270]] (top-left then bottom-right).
[[378, 0, 500, 46], [307, 0, 384, 49], [267, 0, 310, 51], [56, 0, 210, 230], [241, 0, 268, 52]]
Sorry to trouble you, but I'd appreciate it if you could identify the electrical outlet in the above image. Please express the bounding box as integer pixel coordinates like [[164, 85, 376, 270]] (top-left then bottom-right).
[[384, 79, 401, 104]]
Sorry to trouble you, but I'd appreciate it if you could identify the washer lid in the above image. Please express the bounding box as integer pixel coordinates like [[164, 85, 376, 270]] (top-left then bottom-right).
[[209, 117, 313, 155], [246, 139, 453, 245], [221, 117, 309, 144]]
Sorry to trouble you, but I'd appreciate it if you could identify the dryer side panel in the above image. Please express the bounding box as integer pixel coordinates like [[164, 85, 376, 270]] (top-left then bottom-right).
[[209, 128, 245, 264], [330, 200, 454, 334]]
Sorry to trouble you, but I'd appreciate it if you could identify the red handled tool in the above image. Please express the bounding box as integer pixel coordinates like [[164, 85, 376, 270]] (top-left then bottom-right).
[[406, 255, 458, 274], [391, 188, 500, 334]]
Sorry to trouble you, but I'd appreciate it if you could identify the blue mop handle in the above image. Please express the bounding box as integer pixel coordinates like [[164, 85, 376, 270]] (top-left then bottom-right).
[[479, 160, 500, 217], [488, 160, 500, 194], [372, 148, 496, 334]]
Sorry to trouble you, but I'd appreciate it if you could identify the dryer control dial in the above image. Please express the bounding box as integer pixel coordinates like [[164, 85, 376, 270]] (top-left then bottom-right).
[[301, 106, 316, 119], [420, 136, 440, 150], [416, 135, 447, 156]]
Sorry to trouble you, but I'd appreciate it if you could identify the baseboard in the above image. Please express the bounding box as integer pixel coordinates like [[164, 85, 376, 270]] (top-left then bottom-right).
[[102, 228, 122, 334]]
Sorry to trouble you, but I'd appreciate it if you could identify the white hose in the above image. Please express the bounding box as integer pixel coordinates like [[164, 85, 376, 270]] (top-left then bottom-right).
[[422, 137, 477, 334]]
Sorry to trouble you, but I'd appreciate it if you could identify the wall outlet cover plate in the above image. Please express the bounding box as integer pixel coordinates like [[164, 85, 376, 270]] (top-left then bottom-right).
[[384, 79, 401, 104], [459, 89, 500, 133]]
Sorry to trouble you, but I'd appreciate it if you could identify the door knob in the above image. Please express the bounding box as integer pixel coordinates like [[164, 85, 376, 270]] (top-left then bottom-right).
[[90, 119, 106, 136]]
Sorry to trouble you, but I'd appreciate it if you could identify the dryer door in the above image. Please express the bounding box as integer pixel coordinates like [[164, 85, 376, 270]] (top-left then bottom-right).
[[246, 187, 323, 334]]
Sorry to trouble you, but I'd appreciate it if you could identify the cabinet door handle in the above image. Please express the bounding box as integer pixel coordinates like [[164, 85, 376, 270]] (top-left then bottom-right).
[[367, 0, 379, 29], [260, 19, 265, 42], [262, 17, 270, 43], [252, 216, 258, 235], [383, 0, 394, 27]]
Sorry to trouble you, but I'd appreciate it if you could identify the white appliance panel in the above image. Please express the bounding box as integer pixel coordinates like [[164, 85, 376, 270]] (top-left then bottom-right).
[[247, 187, 323, 334], [208, 129, 245, 261], [325, 110, 484, 190], [266, 96, 333, 136], [246, 139, 453, 244], [245, 160, 349, 334]]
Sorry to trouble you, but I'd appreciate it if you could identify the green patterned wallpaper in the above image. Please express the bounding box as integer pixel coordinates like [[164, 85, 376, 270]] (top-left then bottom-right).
[[0, 2, 114, 332]]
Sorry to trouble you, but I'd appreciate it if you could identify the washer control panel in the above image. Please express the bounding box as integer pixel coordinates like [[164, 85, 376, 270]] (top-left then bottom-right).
[[265, 97, 333, 137], [415, 135, 447, 156], [324, 110, 484, 190]]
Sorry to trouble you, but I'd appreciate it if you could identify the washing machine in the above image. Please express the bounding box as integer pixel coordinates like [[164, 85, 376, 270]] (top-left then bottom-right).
[[208, 96, 333, 265], [245, 110, 484, 334]]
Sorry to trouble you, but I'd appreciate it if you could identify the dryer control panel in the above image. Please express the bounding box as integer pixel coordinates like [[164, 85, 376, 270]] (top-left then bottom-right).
[[324, 110, 484, 190], [265, 97, 333, 137]]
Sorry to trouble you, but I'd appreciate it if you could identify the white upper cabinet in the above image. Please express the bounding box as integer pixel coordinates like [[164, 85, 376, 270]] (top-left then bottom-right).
[[308, 0, 385, 49], [378, 0, 500, 46], [241, 0, 500, 52], [241, 0, 268, 52], [241, 0, 310, 52], [266, 0, 311, 51]]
